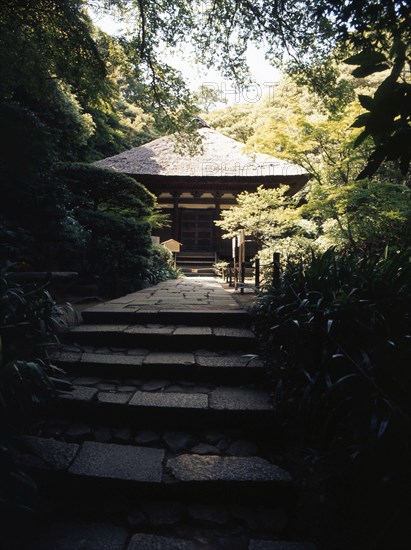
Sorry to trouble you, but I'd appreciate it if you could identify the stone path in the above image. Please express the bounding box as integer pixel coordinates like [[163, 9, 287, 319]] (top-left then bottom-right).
[[16, 277, 317, 549]]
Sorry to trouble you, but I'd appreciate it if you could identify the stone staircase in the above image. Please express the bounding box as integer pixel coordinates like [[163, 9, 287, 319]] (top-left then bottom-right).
[[15, 278, 317, 550], [176, 252, 216, 277]]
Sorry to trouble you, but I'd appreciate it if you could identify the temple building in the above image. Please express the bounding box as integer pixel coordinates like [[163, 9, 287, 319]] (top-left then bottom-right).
[[94, 123, 309, 263]]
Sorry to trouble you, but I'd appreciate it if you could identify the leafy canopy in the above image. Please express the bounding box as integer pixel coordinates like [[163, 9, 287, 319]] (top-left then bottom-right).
[[92, 0, 410, 175]]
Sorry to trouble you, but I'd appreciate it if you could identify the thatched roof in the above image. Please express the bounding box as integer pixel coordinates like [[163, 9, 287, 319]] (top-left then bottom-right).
[[94, 127, 306, 179]]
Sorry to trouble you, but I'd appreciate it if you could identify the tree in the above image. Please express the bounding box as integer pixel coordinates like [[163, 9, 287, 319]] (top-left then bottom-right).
[[215, 186, 318, 264], [0, 0, 189, 271], [205, 103, 258, 144], [192, 84, 227, 113], [216, 186, 296, 243], [344, 42, 411, 177], [91, 0, 410, 175], [211, 73, 411, 256]]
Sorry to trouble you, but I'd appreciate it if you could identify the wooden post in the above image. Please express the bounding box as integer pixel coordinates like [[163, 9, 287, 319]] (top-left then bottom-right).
[[241, 262, 245, 295], [255, 258, 260, 288], [232, 237, 237, 290], [272, 252, 281, 287]]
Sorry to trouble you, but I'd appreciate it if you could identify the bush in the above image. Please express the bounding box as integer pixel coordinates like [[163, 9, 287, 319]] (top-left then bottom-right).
[[0, 267, 72, 548], [145, 244, 181, 284], [252, 248, 411, 544], [54, 163, 160, 294]]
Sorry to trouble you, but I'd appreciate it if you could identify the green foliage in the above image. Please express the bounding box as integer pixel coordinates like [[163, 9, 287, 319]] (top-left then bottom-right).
[[213, 261, 230, 278], [51, 163, 176, 292], [192, 84, 228, 114], [0, 268, 72, 547], [212, 74, 411, 260], [253, 248, 411, 541], [94, 0, 410, 172], [145, 244, 181, 285], [205, 103, 259, 144], [54, 162, 155, 215], [306, 180, 411, 253], [0, 271, 70, 367], [216, 186, 296, 242], [345, 39, 411, 177], [0, 0, 105, 161], [54, 163, 158, 292], [0, 267, 72, 435]]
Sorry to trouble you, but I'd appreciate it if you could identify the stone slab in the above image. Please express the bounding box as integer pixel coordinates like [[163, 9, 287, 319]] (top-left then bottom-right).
[[71, 324, 126, 333], [52, 352, 82, 363], [60, 386, 97, 402], [96, 383, 117, 391], [72, 376, 102, 385], [85, 304, 126, 311], [125, 326, 174, 335], [129, 391, 208, 409], [213, 327, 255, 338], [249, 542, 316, 550], [141, 380, 170, 391], [143, 352, 196, 365], [21, 437, 79, 471], [25, 521, 128, 550], [118, 385, 139, 392], [210, 387, 272, 411], [97, 392, 132, 405], [162, 308, 243, 314], [163, 431, 194, 453], [60, 344, 84, 353], [128, 348, 151, 355], [167, 455, 292, 483], [128, 534, 196, 550], [173, 327, 212, 335], [69, 441, 164, 483], [81, 353, 145, 365], [196, 355, 264, 368], [191, 443, 221, 455]]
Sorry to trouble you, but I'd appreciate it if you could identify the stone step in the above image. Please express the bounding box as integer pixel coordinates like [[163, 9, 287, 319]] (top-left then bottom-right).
[[179, 267, 216, 276], [128, 534, 317, 550], [82, 306, 249, 326], [22, 520, 317, 550], [52, 348, 264, 384], [62, 324, 257, 351], [16, 437, 293, 501], [177, 260, 215, 264], [54, 383, 274, 430], [182, 271, 217, 278], [38, 416, 274, 456]]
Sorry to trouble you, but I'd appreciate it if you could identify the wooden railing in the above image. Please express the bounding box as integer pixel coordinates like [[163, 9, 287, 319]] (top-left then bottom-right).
[[221, 253, 281, 293]]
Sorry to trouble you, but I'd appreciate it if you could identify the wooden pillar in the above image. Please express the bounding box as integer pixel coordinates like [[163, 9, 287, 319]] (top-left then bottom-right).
[[172, 193, 180, 240], [213, 191, 222, 258], [255, 258, 260, 288]]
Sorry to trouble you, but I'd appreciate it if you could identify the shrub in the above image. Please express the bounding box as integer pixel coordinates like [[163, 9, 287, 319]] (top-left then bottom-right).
[[0, 267, 72, 549], [54, 163, 159, 294], [145, 244, 181, 284], [252, 248, 411, 542]]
